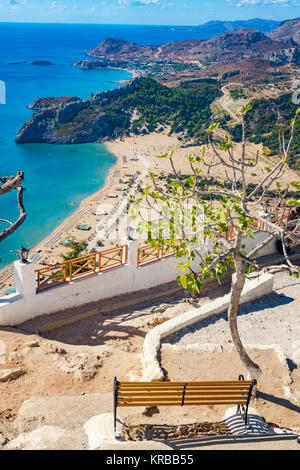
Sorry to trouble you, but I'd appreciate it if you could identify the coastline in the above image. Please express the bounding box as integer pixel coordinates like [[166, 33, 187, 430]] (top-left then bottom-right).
[[1, 63, 299, 293], [0, 68, 137, 285], [29, 130, 182, 267], [0, 129, 183, 295], [28, 145, 124, 263]]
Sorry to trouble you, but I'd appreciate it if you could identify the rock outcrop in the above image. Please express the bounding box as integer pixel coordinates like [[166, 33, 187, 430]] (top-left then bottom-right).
[[269, 18, 300, 47], [15, 78, 138, 144], [88, 37, 156, 59], [0, 368, 27, 382], [28, 96, 81, 112]]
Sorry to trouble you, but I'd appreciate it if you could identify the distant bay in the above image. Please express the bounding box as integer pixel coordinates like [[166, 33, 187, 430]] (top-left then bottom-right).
[[0, 21, 217, 268], [0, 23, 134, 268]]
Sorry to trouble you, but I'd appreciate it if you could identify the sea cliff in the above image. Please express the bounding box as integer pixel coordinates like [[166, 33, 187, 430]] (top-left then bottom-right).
[[15, 78, 138, 144]]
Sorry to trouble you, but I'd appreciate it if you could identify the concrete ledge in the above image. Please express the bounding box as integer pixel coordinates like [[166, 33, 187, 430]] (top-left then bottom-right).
[[141, 273, 274, 381]]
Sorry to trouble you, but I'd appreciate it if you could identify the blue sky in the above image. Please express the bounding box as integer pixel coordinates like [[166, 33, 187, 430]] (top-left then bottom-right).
[[1, 0, 300, 24]]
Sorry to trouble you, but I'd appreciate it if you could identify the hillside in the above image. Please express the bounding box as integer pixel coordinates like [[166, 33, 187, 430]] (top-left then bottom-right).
[[190, 18, 281, 36], [269, 18, 300, 46], [15, 77, 222, 144], [88, 29, 299, 66], [228, 92, 300, 170]]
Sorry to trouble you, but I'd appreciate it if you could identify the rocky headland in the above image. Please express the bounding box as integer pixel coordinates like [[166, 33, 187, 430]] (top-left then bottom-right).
[[15, 79, 138, 144], [28, 96, 82, 112], [73, 59, 128, 70], [15, 23, 300, 146]]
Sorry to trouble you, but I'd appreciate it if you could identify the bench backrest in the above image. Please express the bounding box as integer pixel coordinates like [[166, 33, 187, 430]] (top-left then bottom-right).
[[114, 378, 254, 408]]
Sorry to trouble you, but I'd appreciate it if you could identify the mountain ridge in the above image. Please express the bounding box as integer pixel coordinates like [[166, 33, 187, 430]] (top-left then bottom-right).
[[88, 28, 299, 66], [269, 17, 300, 46]]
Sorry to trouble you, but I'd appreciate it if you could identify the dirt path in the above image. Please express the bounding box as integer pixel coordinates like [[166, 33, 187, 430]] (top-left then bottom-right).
[[161, 271, 300, 433], [0, 279, 230, 422]]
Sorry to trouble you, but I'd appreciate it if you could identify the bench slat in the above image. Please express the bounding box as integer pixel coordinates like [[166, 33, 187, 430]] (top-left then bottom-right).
[[118, 385, 252, 391], [118, 394, 248, 401], [117, 400, 247, 407], [117, 391, 249, 395], [114, 376, 256, 434], [118, 387, 251, 392], [118, 381, 253, 387]]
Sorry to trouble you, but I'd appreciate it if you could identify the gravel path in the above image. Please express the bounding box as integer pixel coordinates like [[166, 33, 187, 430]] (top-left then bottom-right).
[[164, 272, 300, 364]]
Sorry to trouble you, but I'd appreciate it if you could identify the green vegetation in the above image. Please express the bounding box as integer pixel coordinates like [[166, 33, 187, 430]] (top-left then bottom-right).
[[228, 93, 300, 169], [144, 61, 201, 78], [229, 88, 247, 100], [105, 77, 222, 141], [61, 241, 87, 262], [164, 174, 300, 202]]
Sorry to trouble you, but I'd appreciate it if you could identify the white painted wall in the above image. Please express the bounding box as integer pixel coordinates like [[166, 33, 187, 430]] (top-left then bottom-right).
[[0, 229, 277, 327], [0, 238, 208, 326], [243, 230, 277, 258]]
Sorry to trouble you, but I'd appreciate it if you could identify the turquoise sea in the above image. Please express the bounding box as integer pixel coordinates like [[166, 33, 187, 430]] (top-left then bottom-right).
[[0, 22, 209, 268]]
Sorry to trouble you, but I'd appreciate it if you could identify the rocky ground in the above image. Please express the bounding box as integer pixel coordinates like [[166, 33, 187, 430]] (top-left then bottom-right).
[[0, 271, 299, 449]]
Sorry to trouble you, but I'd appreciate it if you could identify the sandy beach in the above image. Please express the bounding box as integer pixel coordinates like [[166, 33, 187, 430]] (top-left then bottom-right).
[[1, 127, 299, 296], [0, 130, 182, 294]]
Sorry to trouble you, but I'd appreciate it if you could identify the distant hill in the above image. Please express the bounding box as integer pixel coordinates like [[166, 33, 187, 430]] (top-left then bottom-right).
[[151, 19, 281, 39], [269, 18, 300, 46], [88, 28, 298, 66], [190, 18, 281, 37]]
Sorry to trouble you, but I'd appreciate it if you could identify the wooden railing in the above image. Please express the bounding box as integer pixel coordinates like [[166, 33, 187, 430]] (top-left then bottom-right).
[[220, 210, 289, 242], [36, 245, 128, 293], [137, 243, 177, 267], [36, 210, 291, 292]]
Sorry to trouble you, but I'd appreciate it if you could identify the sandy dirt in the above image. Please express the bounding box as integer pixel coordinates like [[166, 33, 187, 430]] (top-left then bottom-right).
[[0, 279, 230, 418], [0, 271, 299, 444]]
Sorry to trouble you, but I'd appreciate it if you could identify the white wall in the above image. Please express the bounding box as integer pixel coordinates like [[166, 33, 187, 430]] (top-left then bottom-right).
[[0, 238, 208, 326], [243, 230, 277, 258], [0, 229, 276, 327]]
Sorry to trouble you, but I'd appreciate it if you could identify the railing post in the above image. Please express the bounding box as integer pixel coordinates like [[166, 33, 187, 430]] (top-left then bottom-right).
[[122, 237, 138, 268], [123, 244, 128, 265], [14, 260, 36, 297], [69, 260, 72, 282], [258, 210, 269, 231], [98, 251, 102, 272]]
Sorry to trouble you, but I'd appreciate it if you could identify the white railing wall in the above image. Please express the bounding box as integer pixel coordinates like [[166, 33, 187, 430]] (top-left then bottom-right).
[[0, 237, 211, 326], [0, 230, 277, 327]]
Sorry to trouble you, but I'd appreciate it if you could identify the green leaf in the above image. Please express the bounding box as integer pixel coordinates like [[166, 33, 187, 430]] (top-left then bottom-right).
[[286, 199, 300, 206], [208, 122, 220, 133], [242, 103, 252, 115], [290, 181, 300, 191], [262, 147, 272, 156], [156, 153, 170, 159]]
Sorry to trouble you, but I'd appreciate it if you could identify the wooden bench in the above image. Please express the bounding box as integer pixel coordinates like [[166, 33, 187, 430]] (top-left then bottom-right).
[[113, 375, 256, 435]]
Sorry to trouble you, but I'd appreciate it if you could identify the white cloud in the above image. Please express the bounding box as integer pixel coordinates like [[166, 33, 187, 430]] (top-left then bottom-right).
[[227, 0, 291, 5], [118, 0, 161, 6], [48, 1, 65, 9]]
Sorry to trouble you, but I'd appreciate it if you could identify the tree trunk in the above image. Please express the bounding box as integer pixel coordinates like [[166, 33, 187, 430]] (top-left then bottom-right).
[[228, 235, 262, 384]]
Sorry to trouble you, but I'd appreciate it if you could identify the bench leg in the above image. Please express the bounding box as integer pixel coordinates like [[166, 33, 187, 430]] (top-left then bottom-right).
[[113, 377, 118, 438]]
